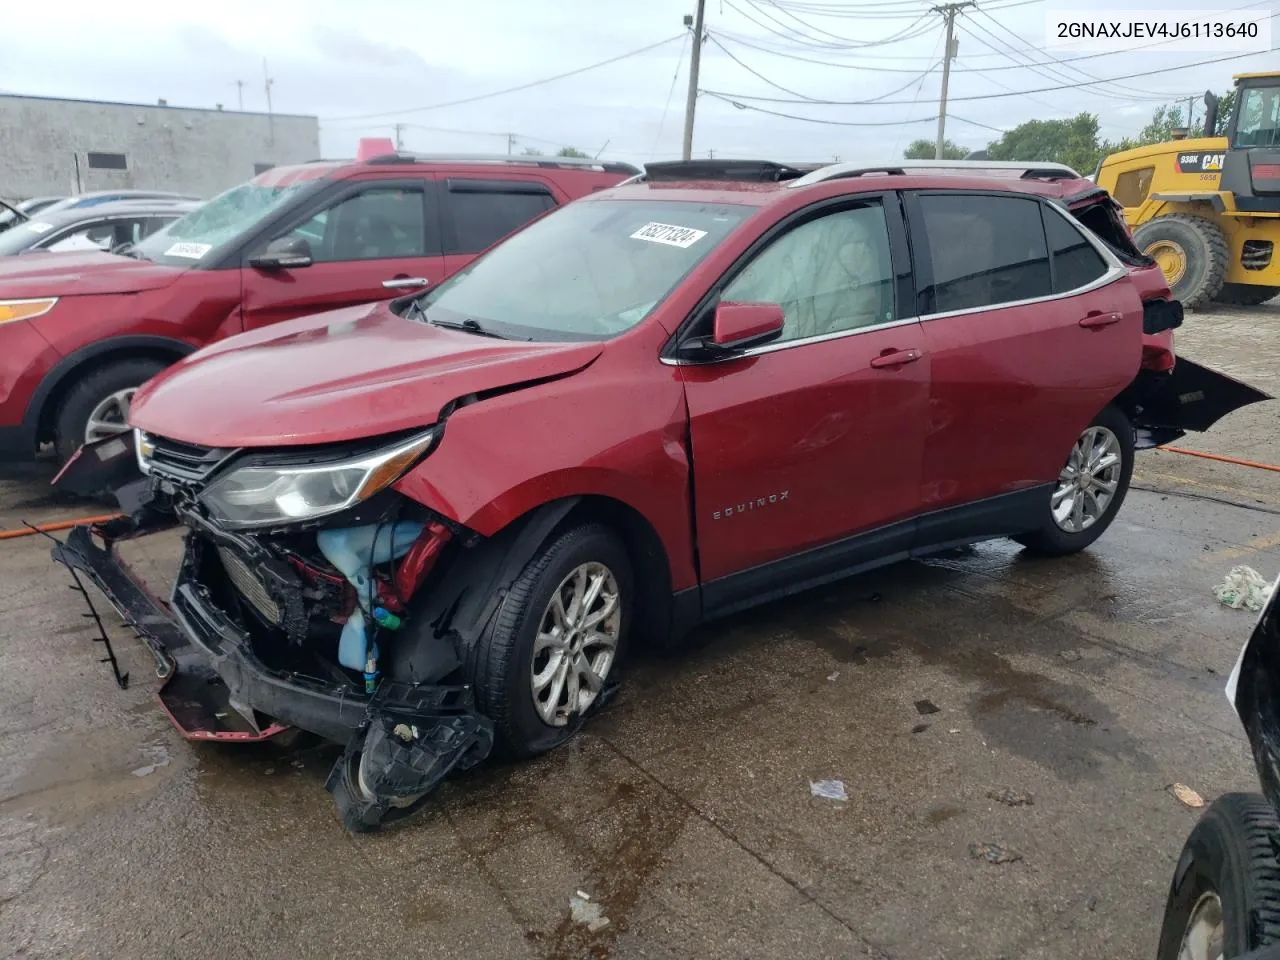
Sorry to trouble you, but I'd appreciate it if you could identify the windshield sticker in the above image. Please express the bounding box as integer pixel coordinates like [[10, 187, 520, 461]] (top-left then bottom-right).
[[630, 222, 708, 249], [164, 241, 213, 259], [28, 222, 54, 234]]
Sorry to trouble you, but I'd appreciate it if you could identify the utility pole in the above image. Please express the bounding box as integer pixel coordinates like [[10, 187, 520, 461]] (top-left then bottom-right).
[[394, 123, 404, 150], [1187, 96, 1196, 129], [681, 0, 707, 162], [234, 80, 245, 111], [933, 2, 972, 160]]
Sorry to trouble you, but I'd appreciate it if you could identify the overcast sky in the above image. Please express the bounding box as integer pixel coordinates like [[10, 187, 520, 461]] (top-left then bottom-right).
[[3, 0, 1275, 168]]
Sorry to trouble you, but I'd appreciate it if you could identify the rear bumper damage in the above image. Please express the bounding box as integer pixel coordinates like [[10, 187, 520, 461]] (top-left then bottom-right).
[[53, 513, 494, 831]]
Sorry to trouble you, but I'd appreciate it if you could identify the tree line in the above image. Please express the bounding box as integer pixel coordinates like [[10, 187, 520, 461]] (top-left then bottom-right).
[[903, 89, 1238, 172]]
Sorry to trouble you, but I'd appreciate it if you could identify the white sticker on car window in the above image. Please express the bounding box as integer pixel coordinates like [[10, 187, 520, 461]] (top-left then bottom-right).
[[28, 222, 54, 234], [164, 241, 213, 259], [630, 222, 708, 248]]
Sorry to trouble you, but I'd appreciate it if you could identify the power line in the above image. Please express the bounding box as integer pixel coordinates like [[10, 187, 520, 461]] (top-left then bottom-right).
[[706, 31, 939, 102], [704, 90, 942, 124], [724, 0, 937, 49], [893, 25, 946, 154], [652, 30, 691, 156], [321, 34, 685, 122], [701, 46, 1276, 105]]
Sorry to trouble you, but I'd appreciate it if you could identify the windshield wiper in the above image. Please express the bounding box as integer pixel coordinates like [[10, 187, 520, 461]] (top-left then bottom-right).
[[111, 243, 150, 261], [430, 316, 509, 339]]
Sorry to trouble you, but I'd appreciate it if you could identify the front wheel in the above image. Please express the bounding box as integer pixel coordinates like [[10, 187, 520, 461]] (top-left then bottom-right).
[[1014, 406, 1134, 556], [52, 357, 169, 463], [468, 523, 632, 758], [1156, 793, 1280, 960]]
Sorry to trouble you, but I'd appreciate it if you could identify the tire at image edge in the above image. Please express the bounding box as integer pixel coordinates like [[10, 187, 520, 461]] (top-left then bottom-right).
[[1156, 792, 1280, 959], [467, 522, 634, 759], [1133, 214, 1229, 310]]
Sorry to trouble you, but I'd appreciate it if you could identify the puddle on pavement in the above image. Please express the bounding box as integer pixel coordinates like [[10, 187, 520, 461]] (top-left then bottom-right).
[[1, 730, 183, 824]]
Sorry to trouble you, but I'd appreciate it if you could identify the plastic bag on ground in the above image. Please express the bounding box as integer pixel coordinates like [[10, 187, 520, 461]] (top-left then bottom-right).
[[1214, 565, 1274, 612]]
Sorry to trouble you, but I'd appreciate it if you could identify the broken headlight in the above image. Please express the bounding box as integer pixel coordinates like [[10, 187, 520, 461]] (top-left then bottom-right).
[[199, 431, 434, 529]]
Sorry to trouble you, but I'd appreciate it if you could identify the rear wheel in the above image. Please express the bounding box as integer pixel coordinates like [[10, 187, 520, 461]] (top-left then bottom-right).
[[1156, 792, 1280, 960], [52, 358, 168, 464], [1134, 214, 1229, 309], [1014, 406, 1134, 556], [1215, 283, 1280, 307]]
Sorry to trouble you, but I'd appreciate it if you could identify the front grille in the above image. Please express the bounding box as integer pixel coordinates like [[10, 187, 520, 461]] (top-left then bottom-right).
[[147, 434, 234, 483], [217, 546, 282, 624]]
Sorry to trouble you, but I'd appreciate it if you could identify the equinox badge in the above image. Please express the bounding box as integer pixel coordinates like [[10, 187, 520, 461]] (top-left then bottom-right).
[[712, 491, 789, 520]]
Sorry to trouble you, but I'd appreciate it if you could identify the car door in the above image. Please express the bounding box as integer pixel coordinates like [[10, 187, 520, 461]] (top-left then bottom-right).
[[905, 190, 1142, 531], [437, 177, 559, 278], [678, 195, 930, 611], [239, 177, 445, 331]]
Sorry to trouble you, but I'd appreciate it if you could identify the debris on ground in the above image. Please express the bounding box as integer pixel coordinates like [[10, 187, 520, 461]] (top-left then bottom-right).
[[1214, 565, 1274, 611], [969, 842, 1023, 864], [569, 892, 608, 930], [987, 788, 1034, 807], [130, 745, 170, 778], [827, 671, 840, 681], [1169, 783, 1206, 808], [810, 779, 849, 802], [914, 699, 940, 715], [1059, 649, 1083, 663], [911, 723, 929, 734]]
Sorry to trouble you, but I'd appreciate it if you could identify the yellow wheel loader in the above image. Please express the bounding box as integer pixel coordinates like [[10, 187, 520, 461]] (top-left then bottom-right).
[[1096, 73, 1280, 308]]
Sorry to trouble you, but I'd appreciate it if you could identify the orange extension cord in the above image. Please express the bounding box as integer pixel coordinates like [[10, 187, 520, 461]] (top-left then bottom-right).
[[0, 448, 1277, 541]]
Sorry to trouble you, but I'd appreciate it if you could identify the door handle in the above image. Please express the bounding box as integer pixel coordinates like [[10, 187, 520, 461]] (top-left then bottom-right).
[[1079, 311, 1122, 329], [869, 348, 922, 369], [382, 277, 430, 289]]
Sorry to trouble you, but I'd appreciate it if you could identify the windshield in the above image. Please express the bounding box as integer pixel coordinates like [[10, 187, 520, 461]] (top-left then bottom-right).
[[132, 181, 311, 266], [418, 199, 750, 340], [1235, 85, 1280, 148], [0, 219, 59, 256]]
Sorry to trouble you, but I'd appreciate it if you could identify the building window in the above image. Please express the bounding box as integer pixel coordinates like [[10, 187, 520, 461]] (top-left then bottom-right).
[[87, 152, 128, 170], [254, 163, 275, 175]]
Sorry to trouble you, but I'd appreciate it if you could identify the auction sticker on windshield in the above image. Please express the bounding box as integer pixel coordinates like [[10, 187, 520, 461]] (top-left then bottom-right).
[[28, 222, 54, 234], [630, 222, 708, 248], [164, 241, 213, 259]]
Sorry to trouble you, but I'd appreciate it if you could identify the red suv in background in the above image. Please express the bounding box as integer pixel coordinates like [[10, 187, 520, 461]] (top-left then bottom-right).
[[0, 150, 638, 462], [55, 159, 1268, 832]]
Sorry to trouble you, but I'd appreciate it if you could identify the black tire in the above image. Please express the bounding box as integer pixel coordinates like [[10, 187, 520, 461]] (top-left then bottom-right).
[[52, 357, 169, 464], [468, 523, 632, 758], [1156, 792, 1280, 959], [1215, 283, 1280, 307], [1014, 405, 1134, 556], [1134, 214, 1229, 309]]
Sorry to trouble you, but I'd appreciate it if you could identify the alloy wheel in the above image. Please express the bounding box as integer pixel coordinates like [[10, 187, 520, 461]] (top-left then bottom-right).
[[84, 387, 137, 443], [1052, 425, 1123, 534], [1177, 892, 1224, 960], [530, 561, 621, 726]]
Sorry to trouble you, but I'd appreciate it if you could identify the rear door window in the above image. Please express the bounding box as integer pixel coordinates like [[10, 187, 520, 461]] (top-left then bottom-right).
[[442, 180, 556, 256], [1043, 207, 1109, 293], [915, 194, 1051, 313]]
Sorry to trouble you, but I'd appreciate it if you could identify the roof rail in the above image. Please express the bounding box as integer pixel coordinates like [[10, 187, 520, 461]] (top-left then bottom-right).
[[787, 159, 1083, 188], [362, 152, 640, 176], [636, 159, 821, 183]]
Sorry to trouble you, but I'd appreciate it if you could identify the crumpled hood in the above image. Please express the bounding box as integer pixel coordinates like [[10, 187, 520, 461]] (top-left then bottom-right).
[[0, 251, 186, 298], [131, 302, 604, 447]]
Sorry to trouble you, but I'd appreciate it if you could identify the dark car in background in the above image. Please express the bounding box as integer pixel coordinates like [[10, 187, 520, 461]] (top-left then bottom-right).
[[0, 199, 200, 257], [0, 149, 639, 462]]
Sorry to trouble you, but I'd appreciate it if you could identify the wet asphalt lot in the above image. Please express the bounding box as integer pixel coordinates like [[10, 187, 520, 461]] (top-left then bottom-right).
[[3, 302, 1280, 960]]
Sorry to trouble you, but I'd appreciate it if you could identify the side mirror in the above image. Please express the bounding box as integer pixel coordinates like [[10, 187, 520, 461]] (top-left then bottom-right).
[[250, 235, 313, 270], [711, 301, 785, 352]]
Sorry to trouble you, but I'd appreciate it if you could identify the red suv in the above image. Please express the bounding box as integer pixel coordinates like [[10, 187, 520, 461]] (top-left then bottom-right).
[[0, 150, 638, 462], [55, 159, 1268, 831]]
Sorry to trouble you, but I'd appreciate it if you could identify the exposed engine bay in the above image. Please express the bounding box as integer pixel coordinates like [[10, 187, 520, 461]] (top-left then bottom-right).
[[50, 428, 599, 832]]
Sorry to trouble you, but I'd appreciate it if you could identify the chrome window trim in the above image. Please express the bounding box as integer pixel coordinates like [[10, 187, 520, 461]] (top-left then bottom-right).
[[915, 196, 1128, 323], [659, 314, 922, 366]]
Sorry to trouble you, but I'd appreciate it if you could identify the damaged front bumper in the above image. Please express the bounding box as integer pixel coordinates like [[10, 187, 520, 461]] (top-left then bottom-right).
[[53, 510, 494, 832]]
